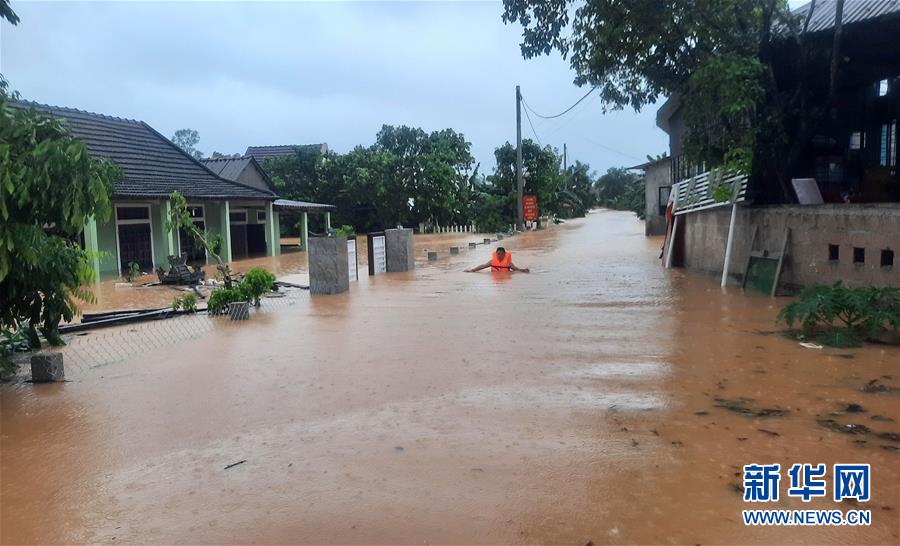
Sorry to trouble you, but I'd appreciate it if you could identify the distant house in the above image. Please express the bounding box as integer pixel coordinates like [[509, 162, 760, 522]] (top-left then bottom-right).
[[201, 156, 275, 194], [650, 0, 900, 289], [11, 101, 281, 278], [245, 144, 329, 164], [203, 155, 336, 253], [630, 157, 672, 236]]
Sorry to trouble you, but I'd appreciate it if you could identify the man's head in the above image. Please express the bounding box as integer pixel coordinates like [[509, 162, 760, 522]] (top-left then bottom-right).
[[496, 247, 506, 259]]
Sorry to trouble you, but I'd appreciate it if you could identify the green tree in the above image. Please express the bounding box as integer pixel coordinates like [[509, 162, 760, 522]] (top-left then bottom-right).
[[595, 167, 644, 218], [502, 0, 848, 202], [171, 128, 203, 160], [0, 92, 120, 347], [561, 160, 596, 217], [264, 125, 476, 232], [471, 139, 573, 231]]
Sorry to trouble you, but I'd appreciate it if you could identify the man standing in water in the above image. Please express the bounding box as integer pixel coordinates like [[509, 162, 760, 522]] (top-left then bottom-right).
[[465, 247, 530, 273]]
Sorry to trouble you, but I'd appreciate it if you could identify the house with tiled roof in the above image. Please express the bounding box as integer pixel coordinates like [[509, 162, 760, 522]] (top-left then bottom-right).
[[201, 156, 275, 194], [10, 100, 282, 278], [202, 155, 336, 252], [245, 143, 328, 163]]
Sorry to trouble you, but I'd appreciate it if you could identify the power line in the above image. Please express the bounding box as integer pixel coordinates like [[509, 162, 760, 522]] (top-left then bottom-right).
[[575, 133, 643, 161], [521, 101, 543, 147], [522, 87, 597, 119]]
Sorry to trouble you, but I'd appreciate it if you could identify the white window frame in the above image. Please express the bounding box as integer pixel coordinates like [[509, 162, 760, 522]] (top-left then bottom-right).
[[229, 209, 248, 225], [257, 210, 266, 223], [114, 203, 155, 273]]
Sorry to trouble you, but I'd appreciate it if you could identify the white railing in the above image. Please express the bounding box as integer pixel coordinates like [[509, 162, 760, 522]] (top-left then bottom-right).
[[673, 170, 749, 216]]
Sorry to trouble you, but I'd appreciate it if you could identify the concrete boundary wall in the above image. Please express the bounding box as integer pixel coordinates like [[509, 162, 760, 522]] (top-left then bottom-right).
[[679, 204, 900, 288]]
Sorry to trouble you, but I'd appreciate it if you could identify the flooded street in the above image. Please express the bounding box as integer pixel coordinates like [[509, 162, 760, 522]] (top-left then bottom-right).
[[1, 210, 898, 544]]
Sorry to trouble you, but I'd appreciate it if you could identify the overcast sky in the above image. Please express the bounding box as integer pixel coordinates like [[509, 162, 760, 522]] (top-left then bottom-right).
[[3, 1, 673, 174]]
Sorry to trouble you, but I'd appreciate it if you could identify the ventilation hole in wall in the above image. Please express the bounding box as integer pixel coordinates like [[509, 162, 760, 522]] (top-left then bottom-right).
[[882, 249, 895, 268], [828, 244, 840, 261], [853, 247, 865, 264]]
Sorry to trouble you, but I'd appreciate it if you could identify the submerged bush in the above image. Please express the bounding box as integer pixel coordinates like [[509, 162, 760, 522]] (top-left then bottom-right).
[[240, 267, 276, 306], [171, 293, 198, 313], [207, 267, 276, 314], [778, 282, 900, 346], [207, 287, 240, 315]]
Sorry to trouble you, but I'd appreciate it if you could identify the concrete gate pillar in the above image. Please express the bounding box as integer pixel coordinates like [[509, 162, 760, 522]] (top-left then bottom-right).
[[308, 236, 350, 295], [385, 228, 415, 272]]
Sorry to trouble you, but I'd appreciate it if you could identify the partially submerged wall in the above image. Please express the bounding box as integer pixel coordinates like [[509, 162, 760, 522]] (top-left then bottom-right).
[[678, 204, 900, 288]]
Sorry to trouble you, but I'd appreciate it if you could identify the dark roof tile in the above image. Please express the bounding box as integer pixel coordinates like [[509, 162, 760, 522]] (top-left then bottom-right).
[[9, 100, 276, 201]]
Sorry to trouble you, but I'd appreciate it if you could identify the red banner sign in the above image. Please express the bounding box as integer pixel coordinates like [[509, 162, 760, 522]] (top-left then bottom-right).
[[523, 194, 538, 222]]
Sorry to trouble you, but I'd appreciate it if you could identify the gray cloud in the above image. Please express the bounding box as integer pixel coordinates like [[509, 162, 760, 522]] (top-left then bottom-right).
[[2, 1, 667, 174]]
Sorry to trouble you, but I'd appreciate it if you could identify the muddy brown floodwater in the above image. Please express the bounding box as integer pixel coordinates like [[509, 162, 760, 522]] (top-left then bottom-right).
[[2, 210, 899, 545], [80, 232, 494, 315]]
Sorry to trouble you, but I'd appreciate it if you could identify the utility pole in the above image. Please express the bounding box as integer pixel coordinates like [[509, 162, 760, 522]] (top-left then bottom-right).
[[563, 143, 568, 189], [516, 85, 524, 231], [563, 143, 567, 171]]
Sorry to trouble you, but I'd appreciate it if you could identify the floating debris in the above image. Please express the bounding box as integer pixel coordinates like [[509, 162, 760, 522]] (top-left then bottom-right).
[[845, 403, 866, 413], [714, 398, 787, 417], [224, 460, 247, 470], [860, 379, 900, 395], [757, 429, 780, 437], [817, 419, 870, 435], [881, 445, 900, 454], [871, 415, 895, 422], [876, 432, 900, 443]]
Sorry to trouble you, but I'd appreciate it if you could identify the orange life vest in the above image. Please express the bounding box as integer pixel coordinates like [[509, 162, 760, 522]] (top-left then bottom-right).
[[490, 251, 512, 271]]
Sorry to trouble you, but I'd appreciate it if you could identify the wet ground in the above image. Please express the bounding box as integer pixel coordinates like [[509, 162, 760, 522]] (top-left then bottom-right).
[[2, 210, 898, 544]]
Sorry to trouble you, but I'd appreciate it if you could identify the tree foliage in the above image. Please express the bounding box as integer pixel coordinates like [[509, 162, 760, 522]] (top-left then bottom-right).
[[0, 91, 119, 347], [594, 167, 644, 219], [502, 0, 847, 201], [262, 126, 600, 234], [0, 0, 18, 25], [171, 128, 203, 160]]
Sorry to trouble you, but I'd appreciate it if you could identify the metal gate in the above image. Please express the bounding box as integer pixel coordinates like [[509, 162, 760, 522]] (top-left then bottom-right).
[[367, 232, 387, 275], [347, 238, 358, 281]]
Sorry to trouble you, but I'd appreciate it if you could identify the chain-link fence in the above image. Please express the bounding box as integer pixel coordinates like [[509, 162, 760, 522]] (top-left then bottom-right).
[[60, 288, 306, 372]]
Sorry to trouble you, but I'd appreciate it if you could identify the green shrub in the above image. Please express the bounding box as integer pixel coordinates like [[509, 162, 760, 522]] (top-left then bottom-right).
[[207, 287, 241, 315], [125, 261, 141, 283], [333, 225, 355, 237], [240, 267, 276, 306], [207, 267, 276, 314], [778, 282, 900, 346], [171, 293, 198, 313]]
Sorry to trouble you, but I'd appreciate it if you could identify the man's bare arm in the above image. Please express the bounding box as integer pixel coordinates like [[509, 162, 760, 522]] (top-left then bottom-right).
[[465, 262, 492, 272], [510, 262, 530, 273]]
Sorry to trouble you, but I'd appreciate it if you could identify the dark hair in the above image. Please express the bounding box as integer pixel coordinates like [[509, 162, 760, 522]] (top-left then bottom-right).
[[496, 247, 506, 252]]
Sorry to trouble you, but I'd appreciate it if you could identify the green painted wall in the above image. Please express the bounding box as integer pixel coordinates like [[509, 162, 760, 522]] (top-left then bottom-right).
[[89, 199, 274, 278], [96, 214, 120, 277]]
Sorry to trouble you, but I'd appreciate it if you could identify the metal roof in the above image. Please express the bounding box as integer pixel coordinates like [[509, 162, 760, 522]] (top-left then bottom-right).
[[673, 171, 749, 216], [273, 199, 336, 213], [790, 0, 900, 34], [9, 100, 276, 201]]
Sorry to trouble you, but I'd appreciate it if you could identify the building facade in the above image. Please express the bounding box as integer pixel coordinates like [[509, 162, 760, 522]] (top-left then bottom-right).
[[12, 101, 280, 279], [654, 1, 900, 288]]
